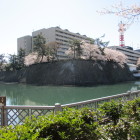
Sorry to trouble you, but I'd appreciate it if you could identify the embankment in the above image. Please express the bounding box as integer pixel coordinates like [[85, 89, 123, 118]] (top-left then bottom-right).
[[0, 60, 134, 86]]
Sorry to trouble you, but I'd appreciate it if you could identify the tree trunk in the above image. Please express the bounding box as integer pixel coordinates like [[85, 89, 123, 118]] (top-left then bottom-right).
[[40, 55, 44, 63]]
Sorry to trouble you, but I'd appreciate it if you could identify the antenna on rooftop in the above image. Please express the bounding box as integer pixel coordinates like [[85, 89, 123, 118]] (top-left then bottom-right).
[[118, 20, 132, 47], [118, 21, 126, 47]]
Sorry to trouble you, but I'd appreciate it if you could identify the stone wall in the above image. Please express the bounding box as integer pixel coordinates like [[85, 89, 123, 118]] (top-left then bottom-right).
[[0, 60, 134, 86]]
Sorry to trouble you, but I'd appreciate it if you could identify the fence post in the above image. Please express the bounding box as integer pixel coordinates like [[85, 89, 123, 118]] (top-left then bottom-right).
[[54, 103, 62, 114], [0, 96, 7, 126], [135, 91, 139, 98], [127, 90, 133, 100], [1, 105, 4, 126]]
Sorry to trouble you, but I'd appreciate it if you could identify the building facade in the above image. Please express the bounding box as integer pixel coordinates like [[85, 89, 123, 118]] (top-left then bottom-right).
[[17, 27, 92, 59], [17, 35, 32, 55], [109, 46, 140, 64]]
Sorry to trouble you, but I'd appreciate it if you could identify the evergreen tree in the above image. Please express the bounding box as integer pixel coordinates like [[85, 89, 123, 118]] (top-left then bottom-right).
[[69, 40, 83, 59], [8, 54, 19, 71], [0, 54, 6, 71], [33, 34, 47, 62], [18, 48, 26, 69]]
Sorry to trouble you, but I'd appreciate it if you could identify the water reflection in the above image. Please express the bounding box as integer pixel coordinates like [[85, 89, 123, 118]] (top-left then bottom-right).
[[0, 81, 140, 106]]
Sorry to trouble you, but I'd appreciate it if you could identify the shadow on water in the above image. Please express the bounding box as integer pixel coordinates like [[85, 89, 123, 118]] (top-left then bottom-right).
[[0, 81, 140, 106]]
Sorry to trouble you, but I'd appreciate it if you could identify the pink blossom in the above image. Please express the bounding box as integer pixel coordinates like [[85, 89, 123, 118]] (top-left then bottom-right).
[[24, 52, 52, 66], [104, 48, 127, 65], [137, 58, 140, 66]]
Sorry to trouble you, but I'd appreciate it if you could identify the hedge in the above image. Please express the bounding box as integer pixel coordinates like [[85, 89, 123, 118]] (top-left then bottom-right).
[[1, 98, 140, 140]]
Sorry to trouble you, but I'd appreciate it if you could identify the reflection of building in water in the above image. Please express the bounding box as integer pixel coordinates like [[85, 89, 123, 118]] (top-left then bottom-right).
[[25, 100, 46, 106]]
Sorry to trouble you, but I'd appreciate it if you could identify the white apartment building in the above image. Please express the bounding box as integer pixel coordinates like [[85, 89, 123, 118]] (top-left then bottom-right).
[[17, 35, 32, 55], [109, 46, 140, 64], [17, 27, 93, 59]]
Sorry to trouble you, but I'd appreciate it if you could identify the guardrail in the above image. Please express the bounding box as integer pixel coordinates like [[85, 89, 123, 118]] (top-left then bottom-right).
[[62, 90, 140, 109], [0, 90, 140, 127]]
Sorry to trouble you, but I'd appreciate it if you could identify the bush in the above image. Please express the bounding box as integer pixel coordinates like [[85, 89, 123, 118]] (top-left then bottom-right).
[[1, 98, 140, 139], [98, 100, 123, 125], [123, 98, 140, 122], [0, 108, 100, 140]]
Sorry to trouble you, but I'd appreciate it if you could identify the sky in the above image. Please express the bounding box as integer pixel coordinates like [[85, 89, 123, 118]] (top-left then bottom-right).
[[0, 0, 140, 55]]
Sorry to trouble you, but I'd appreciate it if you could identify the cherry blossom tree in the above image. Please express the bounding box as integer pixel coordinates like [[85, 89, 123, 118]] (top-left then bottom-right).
[[99, 2, 140, 24], [81, 40, 105, 60], [66, 40, 127, 66], [104, 48, 127, 65], [137, 58, 140, 67], [24, 52, 54, 66], [65, 48, 74, 59], [24, 42, 59, 66], [24, 52, 38, 66]]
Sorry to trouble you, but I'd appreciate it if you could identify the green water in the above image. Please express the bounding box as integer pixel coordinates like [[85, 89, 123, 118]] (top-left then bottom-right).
[[0, 81, 140, 106]]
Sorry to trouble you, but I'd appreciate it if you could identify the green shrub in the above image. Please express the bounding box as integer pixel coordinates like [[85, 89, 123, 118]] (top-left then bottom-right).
[[99, 119, 131, 140], [123, 98, 140, 122], [0, 108, 101, 140], [36, 108, 100, 140], [98, 100, 123, 125], [130, 122, 140, 140], [1, 98, 140, 140]]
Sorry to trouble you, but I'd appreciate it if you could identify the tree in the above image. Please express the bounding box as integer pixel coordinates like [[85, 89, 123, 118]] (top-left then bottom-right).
[[136, 58, 140, 69], [46, 42, 60, 61], [5, 49, 26, 71], [104, 48, 127, 65], [67, 40, 127, 65], [81, 40, 105, 60], [69, 40, 83, 59], [0, 54, 6, 71], [52, 42, 60, 60], [7, 54, 19, 71], [24, 52, 38, 66], [99, 2, 140, 24], [33, 34, 47, 63], [94, 35, 109, 55], [25, 42, 60, 66], [17, 48, 26, 69]]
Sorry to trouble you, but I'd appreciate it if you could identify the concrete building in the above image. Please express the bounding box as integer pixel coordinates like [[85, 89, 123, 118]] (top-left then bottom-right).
[[109, 46, 140, 64], [127, 63, 137, 71], [32, 27, 92, 59], [17, 35, 32, 55], [18, 27, 92, 59]]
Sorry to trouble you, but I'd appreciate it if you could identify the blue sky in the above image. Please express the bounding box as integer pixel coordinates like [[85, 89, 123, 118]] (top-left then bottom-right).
[[0, 0, 140, 55]]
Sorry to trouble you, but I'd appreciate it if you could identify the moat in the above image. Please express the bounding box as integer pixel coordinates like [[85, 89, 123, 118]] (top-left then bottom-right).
[[0, 81, 139, 106]]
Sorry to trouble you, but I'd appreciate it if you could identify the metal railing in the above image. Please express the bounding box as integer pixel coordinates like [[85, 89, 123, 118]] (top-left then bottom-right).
[[0, 90, 140, 127]]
